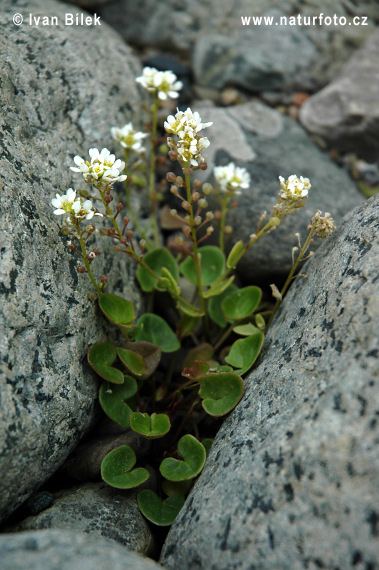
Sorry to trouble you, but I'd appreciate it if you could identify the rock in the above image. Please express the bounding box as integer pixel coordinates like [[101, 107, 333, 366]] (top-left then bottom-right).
[[0, 0, 144, 522], [0, 530, 161, 570], [25, 492, 54, 516], [97, 0, 377, 91], [194, 101, 363, 283], [160, 196, 379, 570], [4, 483, 154, 555], [300, 31, 379, 162]]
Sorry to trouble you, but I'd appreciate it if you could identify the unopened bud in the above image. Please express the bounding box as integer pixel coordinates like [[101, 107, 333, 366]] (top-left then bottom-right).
[[225, 225, 233, 235], [249, 233, 257, 241], [182, 225, 191, 236], [175, 235, 184, 245], [67, 241, 75, 249], [193, 179, 202, 190], [100, 275, 108, 283], [182, 201, 191, 211], [206, 226, 214, 235], [206, 211, 214, 220], [126, 229, 134, 239], [166, 172, 177, 182], [77, 266, 86, 273], [116, 202, 123, 213], [120, 237, 127, 244], [194, 216, 202, 226], [168, 150, 178, 161], [176, 176, 184, 187], [170, 185, 179, 196], [123, 216, 130, 225], [198, 198, 208, 209], [104, 195, 113, 204], [170, 209, 178, 217], [192, 192, 201, 202], [139, 239, 146, 252], [87, 251, 96, 260], [92, 249, 100, 256], [202, 183, 213, 195], [199, 161, 208, 170]]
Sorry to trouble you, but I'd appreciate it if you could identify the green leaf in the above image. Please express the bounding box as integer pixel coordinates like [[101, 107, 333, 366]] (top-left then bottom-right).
[[159, 267, 181, 296], [225, 332, 264, 375], [124, 341, 161, 379], [116, 347, 147, 377], [222, 286, 262, 321], [226, 240, 244, 269], [160, 434, 206, 482], [233, 323, 261, 336], [201, 438, 214, 455], [255, 313, 266, 330], [130, 412, 171, 439], [176, 314, 199, 339], [134, 314, 180, 353], [88, 341, 124, 384], [199, 372, 244, 416], [176, 301, 205, 318], [180, 246, 225, 286], [208, 284, 238, 328], [203, 275, 235, 299], [137, 248, 179, 292], [137, 490, 185, 526], [101, 445, 149, 489], [99, 377, 137, 428], [99, 293, 135, 328]]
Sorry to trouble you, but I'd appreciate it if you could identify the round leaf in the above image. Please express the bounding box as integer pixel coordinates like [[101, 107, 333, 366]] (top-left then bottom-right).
[[137, 248, 179, 292], [160, 434, 206, 482], [208, 284, 238, 328], [137, 490, 185, 526], [134, 314, 180, 353], [88, 341, 124, 384], [99, 377, 137, 428], [183, 343, 214, 369], [101, 445, 149, 489], [199, 372, 244, 416], [116, 347, 147, 377], [124, 341, 161, 379], [222, 286, 262, 321], [99, 293, 135, 327], [130, 412, 171, 439], [225, 331, 264, 375], [180, 246, 225, 286], [233, 323, 261, 336]]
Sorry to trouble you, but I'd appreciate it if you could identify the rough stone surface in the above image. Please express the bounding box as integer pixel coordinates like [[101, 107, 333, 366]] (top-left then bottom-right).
[[0, 0, 144, 522], [98, 0, 377, 91], [161, 196, 379, 570], [4, 483, 154, 555], [195, 101, 363, 283], [300, 30, 379, 162], [0, 530, 161, 570]]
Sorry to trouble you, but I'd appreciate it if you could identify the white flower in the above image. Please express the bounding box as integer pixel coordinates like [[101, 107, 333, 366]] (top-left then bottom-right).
[[136, 67, 182, 100], [213, 163, 250, 195], [279, 174, 311, 201], [165, 108, 213, 135], [111, 123, 148, 153], [71, 147, 127, 188], [52, 188, 102, 224]]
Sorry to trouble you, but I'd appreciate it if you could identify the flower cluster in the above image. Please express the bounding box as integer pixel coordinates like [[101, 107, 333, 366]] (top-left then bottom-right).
[[71, 148, 126, 190], [308, 210, 336, 238], [51, 188, 102, 225], [279, 174, 311, 202], [111, 123, 148, 153], [213, 163, 250, 195], [164, 108, 212, 168], [136, 67, 182, 101]]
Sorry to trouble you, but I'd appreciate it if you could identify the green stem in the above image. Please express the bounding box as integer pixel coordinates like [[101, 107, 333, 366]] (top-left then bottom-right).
[[218, 194, 230, 253], [148, 97, 161, 248], [266, 229, 315, 331]]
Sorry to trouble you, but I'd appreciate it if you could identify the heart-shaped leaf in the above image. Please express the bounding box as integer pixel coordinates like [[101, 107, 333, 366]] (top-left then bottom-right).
[[99, 293, 135, 328], [134, 314, 180, 353], [116, 347, 147, 377], [208, 284, 238, 328], [137, 490, 185, 526], [201, 438, 214, 455], [124, 341, 161, 379], [225, 331, 264, 374], [160, 434, 206, 482], [182, 360, 210, 381], [222, 286, 262, 321], [199, 372, 244, 416], [180, 246, 225, 286], [137, 248, 179, 292], [99, 377, 137, 428], [88, 341, 124, 384], [161, 479, 194, 497], [101, 445, 149, 489], [130, 412, 171, 439]]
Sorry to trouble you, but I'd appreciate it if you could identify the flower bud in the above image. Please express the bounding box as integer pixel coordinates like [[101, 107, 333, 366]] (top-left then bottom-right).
[[104, 195, 113, 204], [198, 198, 208, 209], [77, 266, 86, 273], [100, 275, 108, 283], [192, 192, 201, 202], [170, 185, 179, 196], [202, 183, 213, 195], [225, 225, 233, 234], [166, 172, 177, 182], [182, 201, 191, 211], [194, 216, 202, 226], [176, 176, 184, 187], [206, 211, 214, 220], [206, 226, 214, 234]]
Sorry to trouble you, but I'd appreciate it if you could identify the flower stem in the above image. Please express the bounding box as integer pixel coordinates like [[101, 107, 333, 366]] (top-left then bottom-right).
[[148, 97, 161, 248], [77, 228, 102, 294], [266, 229, 315, 331]]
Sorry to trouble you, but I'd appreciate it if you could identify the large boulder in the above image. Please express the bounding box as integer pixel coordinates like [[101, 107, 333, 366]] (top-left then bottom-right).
[[0, 0, 144, 522], [97, 0, 377, 91], [161, 196, 379, 570], [300, 30, 379, 162], [194, 101, 363, 283]]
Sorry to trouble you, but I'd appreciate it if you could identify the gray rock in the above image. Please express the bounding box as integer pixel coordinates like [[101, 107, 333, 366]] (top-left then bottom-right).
[[98, 0, 377, 91], [161, 196, 379, 569], [195, 101, 363, 283], [0, 0, 144, 522], [0, 530, 161, 570], [300, 30, 379, 162], [5, 483, 154, 555]]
